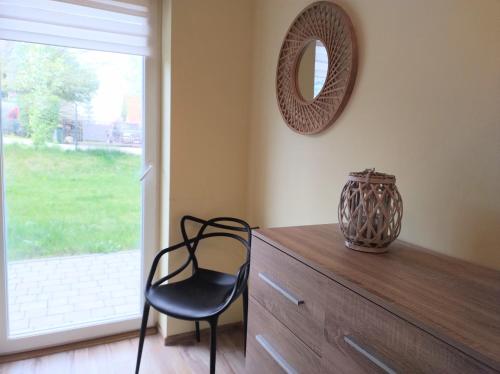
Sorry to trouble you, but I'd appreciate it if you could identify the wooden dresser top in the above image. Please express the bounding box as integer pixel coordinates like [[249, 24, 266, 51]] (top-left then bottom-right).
[[254, 224, 500, 371]]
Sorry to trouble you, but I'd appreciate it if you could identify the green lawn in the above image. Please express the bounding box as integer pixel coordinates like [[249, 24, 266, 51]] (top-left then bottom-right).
[[4, 143, 141, 260]]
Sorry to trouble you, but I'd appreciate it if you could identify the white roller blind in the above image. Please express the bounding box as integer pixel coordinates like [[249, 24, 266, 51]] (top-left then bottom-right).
[[0, 0, 155, 55]]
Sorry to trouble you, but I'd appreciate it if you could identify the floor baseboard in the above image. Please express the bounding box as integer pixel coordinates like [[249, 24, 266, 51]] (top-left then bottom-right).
[[0, 326, 157, 364], [164, 321, 243, 346]]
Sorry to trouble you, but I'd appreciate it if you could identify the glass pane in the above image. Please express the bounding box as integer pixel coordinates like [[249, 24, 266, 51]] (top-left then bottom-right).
[[0, 40, 143, 336], [314, 41, 328, 97]]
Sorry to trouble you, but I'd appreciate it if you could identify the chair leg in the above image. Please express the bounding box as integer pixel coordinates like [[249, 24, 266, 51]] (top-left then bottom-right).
[[135, 302, 150, 374], [209, 317, 219, 374], [243, 286, 248, 355], [195, 321, 201, 342]]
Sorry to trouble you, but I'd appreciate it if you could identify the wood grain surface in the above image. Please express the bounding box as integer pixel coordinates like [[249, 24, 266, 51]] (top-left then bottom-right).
[[254, 224, 500, 371], [249, 238, 327, 354], [0, 328, 157, 364], [324, 276, 493, 373], [246, 298, 322, 374], [0, 329, 245, 374]]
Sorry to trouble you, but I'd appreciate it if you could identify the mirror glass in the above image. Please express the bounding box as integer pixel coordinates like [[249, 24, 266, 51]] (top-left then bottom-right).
[[296, 40, 328, 101]]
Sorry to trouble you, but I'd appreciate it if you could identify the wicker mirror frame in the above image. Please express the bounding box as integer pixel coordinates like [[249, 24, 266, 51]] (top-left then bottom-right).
[[276, 1, 358, 135]]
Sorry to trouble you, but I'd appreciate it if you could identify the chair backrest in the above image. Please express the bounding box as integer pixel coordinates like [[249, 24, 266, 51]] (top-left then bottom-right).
[[180, 215, 252, 270]]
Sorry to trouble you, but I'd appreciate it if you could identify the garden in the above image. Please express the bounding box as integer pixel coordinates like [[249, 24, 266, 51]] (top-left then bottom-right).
[[4, 143, 141, 260], [1, 41, 143, 261]]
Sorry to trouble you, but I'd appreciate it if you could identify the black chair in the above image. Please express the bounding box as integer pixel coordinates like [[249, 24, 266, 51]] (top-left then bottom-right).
[[135, 215, 252, 374]]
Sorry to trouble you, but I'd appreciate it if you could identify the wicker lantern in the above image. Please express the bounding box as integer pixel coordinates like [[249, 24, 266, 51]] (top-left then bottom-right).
[[338, 169, 403, 253]]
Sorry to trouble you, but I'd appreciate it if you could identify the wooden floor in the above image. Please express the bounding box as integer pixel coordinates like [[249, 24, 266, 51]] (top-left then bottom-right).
[[0, 329, 246, 374]]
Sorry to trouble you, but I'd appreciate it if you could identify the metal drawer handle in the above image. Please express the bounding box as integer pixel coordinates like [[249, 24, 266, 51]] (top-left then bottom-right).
[[258, 272, 304, 306], [344, 336, 396, 374], [256, 335, 298, 374]]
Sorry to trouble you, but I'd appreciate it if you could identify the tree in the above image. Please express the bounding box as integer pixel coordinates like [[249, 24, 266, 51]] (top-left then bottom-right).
[[1, 42, 99, 145]]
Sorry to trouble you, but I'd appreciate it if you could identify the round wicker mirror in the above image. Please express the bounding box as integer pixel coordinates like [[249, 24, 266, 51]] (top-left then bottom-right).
[[276, 1, 358, 135]]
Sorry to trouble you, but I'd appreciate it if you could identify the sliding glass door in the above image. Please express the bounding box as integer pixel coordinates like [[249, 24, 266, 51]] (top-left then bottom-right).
[[0, 39, 159, 354]]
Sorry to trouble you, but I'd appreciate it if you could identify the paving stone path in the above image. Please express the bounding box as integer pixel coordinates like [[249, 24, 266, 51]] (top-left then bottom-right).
[[7, 250, 140, 336]]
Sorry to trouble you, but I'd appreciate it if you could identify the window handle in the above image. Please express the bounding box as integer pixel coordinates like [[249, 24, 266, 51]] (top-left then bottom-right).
[[256, 335, 297, 374], [344, 336, 396, 374], [140, 164, 153, 182]]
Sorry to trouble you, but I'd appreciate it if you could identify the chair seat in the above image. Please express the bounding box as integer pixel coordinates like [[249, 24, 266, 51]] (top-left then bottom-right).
[[146, 268, 236, 320]]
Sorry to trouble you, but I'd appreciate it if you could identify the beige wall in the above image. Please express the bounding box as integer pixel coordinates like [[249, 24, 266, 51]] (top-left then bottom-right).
[[160, 0, 252, 336], [160, 0, 500, 337], [247, 0, 500, 269]]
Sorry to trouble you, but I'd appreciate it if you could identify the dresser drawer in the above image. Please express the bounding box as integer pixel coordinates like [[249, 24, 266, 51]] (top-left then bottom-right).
[[323, 279, 494, 373], [246, 297, 322, 374], [249, 237, 326, 354]]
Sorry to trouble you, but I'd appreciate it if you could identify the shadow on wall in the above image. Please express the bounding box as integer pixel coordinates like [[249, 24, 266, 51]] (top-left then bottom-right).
[[450, 206, 500, 268]]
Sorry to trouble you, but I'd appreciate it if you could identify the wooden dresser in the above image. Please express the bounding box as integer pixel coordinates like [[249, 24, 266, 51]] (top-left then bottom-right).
[[245, 224, 500, 373]]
